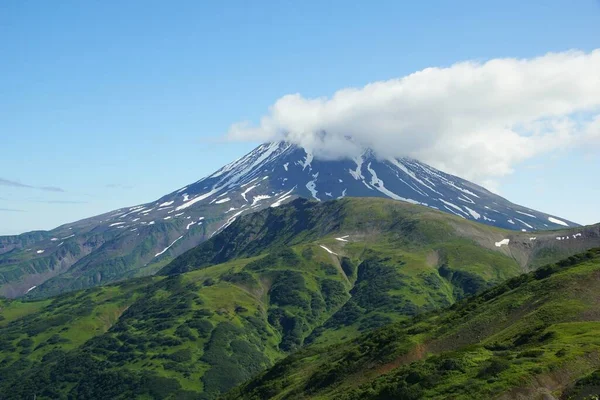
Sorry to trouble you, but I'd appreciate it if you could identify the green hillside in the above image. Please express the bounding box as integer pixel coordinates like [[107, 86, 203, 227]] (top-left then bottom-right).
[[0, 198, 598, 399], [160, 198, 599, 346], [228, 248, 600, 400], [0, 246, 352, 399]]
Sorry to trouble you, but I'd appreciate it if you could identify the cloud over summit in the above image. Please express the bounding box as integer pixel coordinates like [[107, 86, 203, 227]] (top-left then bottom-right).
[[228, 50, 600, 187]]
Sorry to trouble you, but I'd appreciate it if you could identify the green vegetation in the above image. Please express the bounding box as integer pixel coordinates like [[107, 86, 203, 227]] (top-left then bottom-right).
[[228, 248, 600, 400], [0, 244, 349, 399], [1, 198, 599, 399]]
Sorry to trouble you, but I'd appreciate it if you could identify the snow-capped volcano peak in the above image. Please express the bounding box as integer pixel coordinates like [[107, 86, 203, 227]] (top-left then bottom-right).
[[150, 141, 576, 233]]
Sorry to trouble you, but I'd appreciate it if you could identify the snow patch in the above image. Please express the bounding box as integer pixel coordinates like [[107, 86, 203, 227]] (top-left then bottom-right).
[[26, 286, 37, 294], [388, 158, 442, 195], [251, 195, 271, 206], [271, 187, 296, 208], [516, 210, 537, 218], [159, 201, 174, 207], [283, 162, 289, 171], [319, 245, 338, 256], [349, 155, 365, 180], [154, 236, 184, 257], [367, 162, 421, 205], [443, 181, 481, 198], [240, 177, 260, 188], [36, 250, 45, 254], [464, 206, 481, 220], [211, 209, 246, 237], [439, 199, 468, 216], [241, 185, 258, 202], [306, 179, 319, 201], [215, 197, 231, 204], [302, 152, 313, 170], [109, 222, 126, 227], [457, 196, 475, 204], [120, 208, 146, 218], [176, 188, 220, 210], [443, 206, 466, 219], [548, 217, 569, 227], [495, 239, 510, 247], [515, 218, 534, 229]]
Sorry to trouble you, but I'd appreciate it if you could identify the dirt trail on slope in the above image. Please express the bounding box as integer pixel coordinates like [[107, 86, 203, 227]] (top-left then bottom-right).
[[496, 352, 600, 400], [343, 343, 429, 390], [374, 343, 428, 376]]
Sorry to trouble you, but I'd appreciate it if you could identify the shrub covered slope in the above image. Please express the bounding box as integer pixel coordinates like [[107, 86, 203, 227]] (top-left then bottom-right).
[[228, 248, 600, 400], [0, 198, 598, 399]]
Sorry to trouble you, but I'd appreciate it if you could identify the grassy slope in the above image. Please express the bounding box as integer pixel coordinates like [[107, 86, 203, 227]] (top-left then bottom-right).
[[0, 246, 351, 399], [160, 198, 595, 345], [228, 248, 600, 400], [0, 198, 598, 399]]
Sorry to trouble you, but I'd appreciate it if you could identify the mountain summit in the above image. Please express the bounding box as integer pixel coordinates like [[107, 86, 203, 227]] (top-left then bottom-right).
[[170, 141, 576, 231], [0, 142, 579, 297]]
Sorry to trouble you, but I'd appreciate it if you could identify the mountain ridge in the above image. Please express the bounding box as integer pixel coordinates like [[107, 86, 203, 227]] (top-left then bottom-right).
[[0, 142, 581, 298]]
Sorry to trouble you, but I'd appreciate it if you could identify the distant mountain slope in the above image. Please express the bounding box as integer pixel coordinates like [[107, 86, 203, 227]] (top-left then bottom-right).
[[227, 248, 600, 400], [0, 142, 580, 298], [159, 197, 596, 278]]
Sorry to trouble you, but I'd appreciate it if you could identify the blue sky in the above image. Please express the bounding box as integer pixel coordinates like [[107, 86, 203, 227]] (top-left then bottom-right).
[[1, 0, 599, 235]]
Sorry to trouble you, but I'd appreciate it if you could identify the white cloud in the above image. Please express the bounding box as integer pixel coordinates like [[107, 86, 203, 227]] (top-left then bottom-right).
[[228, 49, 600, 187], [583, 115, 600, 146]]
